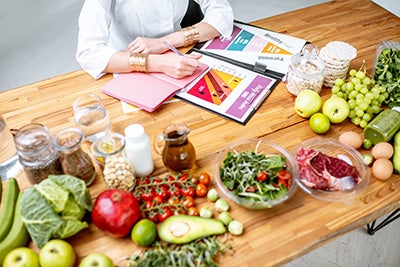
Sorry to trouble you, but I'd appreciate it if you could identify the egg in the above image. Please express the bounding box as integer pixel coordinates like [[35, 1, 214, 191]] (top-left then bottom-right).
[[371, 142, 394, 159], [338, 131, 363, 149], [372, 158, 393, 181]]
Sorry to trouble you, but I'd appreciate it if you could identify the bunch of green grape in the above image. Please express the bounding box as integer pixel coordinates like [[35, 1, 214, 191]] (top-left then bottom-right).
[[331, 68, 389, 128]]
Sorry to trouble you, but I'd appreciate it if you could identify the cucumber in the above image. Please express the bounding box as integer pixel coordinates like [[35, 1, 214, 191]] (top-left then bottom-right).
[[0, 178, 19, 241], [393, 131, 400, 174], [0, 192, 30, 265]]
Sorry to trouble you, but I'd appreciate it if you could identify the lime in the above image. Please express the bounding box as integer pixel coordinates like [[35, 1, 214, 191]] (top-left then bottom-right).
[[309, 112, 330, 134], [131, 219, 157, 246]]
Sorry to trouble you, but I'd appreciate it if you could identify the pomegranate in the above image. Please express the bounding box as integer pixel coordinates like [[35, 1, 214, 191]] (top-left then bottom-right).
[[92, 189, 142, 237]]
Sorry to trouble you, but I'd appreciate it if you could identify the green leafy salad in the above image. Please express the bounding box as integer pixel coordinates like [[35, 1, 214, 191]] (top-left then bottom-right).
[[219, 151, 291, 202], [21, 175, 92, 248]]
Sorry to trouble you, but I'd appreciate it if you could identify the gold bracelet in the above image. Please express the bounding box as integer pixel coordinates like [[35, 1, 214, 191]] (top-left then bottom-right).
[[129, 53, 148, 72], [180, 26, 200, 47]]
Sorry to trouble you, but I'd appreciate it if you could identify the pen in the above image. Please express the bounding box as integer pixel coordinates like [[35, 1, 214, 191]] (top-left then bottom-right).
[[163, 40, 185, 56]]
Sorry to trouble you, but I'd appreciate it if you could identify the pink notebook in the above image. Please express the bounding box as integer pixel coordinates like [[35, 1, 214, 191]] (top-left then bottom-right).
[[101, 63, 209, 112]]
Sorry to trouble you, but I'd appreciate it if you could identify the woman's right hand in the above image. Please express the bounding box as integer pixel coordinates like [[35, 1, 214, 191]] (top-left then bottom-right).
[[147, 53, 202, 79]]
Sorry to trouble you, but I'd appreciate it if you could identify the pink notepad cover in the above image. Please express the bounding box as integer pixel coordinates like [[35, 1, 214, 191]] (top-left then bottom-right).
[[101, 63, 209, 112]]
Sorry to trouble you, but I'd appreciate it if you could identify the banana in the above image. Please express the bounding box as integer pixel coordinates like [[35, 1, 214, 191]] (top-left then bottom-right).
[[0, 191, 30, 266], [0, 178, 19, 241]]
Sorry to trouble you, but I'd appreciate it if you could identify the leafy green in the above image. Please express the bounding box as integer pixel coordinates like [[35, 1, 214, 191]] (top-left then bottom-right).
[[21, 175, 92, 248], [374, 47, 400, 108]]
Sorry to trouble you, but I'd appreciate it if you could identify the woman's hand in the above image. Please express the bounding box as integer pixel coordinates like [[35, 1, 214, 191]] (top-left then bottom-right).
[[147, 53, 202, 79], [126, 37, 169, 54]]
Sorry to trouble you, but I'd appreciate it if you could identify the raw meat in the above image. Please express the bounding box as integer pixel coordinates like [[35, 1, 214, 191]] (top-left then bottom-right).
[[296, 147, 361, 191]]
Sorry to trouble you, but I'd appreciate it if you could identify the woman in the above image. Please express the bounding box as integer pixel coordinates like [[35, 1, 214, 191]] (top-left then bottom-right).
[[76, 0, 234, 79]]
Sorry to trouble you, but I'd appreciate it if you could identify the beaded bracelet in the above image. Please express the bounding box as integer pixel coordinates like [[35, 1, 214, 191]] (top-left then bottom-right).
[[180, 26, 200, 47], [129, 53, 148, 72]]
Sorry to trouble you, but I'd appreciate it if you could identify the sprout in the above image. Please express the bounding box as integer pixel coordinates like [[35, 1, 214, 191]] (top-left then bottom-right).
[[215, 198, 229, 212], [228, 220, 244, 236], [207, 188, 219, 202], [199, 207, 213, 218], [218, 211, 232, 225]]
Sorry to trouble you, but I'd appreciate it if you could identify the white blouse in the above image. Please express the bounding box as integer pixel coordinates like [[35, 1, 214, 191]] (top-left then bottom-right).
[[76, 0, 234, 79]]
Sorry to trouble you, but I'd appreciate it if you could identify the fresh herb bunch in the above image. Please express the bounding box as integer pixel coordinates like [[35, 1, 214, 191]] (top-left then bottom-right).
[[220, 151, 291, 201], [374, 47, 400, 108], [128, 235, 233, 267]]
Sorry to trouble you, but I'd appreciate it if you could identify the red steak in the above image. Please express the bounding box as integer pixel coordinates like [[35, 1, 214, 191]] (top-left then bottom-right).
[[296, 147, 361, 191]]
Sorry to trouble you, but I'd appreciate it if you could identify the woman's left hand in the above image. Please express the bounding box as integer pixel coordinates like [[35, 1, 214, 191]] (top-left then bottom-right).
[[126, 37, 168, 54]]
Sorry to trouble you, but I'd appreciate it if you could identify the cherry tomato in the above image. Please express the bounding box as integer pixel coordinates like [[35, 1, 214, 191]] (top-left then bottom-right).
[[140, 188, 155, 201], [195, 183, 208, 197], [152, 195, 163, 205], [167, 175, 176, 182], [167, 196, 180, 205], [144, 200, 153, 209], [158, 207, 173, 222], [256, 171, 268, 182], [156, 186, 169, 200], [198, 172, 211, 185], [191, 175, 199, 185], [169, 184, 181, 197], [179, 173, 189, 181], [173, 207, 187, 215], [278, 170, 291, 180], [182, 185, 195, 198], [147, 211, 159, 224], [182, 196, 195, 208], [187, 206, 199, 216], [278, 178, 288, 189]]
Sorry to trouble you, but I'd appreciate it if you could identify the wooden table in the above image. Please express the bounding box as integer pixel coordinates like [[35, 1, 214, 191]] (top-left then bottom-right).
[[1, 0, 400, 266]]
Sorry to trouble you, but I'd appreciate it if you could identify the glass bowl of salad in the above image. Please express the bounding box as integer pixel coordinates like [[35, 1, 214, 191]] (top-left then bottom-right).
[[213, 138, 299, 209], [292, 137, 370, 204]]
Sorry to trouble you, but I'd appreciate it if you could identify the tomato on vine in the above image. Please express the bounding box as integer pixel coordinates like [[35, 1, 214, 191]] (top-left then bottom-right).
[[188, 206, 199, 216]]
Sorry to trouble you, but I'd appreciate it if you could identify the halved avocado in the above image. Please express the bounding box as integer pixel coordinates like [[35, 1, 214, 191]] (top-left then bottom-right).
[[158, 215, 226, 244]]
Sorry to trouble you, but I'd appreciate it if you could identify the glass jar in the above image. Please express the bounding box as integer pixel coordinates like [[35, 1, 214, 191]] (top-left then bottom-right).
[[154, 123, 196, 173], [14, 123, 62, 184], [54, 127, 96, 185], [286, 44, 325, 96], [364, 107, 400, 145], [91, 133, 135, 191]]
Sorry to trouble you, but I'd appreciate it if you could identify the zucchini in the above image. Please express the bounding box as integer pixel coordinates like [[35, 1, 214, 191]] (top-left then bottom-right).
[[393, 131, 400, 174]]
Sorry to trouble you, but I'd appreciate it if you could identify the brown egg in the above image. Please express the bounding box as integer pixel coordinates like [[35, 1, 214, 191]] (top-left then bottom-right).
[[338, 131, 363, 149], [372, 158, 393, 181], [371, 142, 394, 159]]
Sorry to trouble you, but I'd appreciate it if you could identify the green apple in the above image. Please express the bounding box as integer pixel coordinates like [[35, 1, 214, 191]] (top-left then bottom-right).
[[79, 252, 114, 267], [39, 239, 76, 267], [309, 113, 330, 134], [294, 89, 322, 118], [322, 96, 350, 123], [3, 247, 40, 267]]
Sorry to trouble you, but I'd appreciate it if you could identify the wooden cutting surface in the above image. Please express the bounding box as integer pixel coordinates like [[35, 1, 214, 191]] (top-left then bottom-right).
[[1, 0, 400, 266]]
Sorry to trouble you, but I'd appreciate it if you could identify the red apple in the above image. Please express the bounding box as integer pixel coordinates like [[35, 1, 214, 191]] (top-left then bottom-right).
[[92, 189, 142, 237]]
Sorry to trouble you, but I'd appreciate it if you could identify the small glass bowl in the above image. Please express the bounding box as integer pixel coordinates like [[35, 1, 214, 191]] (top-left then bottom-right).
[[213, 138, 299, 209], [292, 137, 370, 203]]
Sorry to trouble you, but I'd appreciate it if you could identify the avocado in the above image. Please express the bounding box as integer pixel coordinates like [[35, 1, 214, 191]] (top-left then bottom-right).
[[158, 215, 226, 244]]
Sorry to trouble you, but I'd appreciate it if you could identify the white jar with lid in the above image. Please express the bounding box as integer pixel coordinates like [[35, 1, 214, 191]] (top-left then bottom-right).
[[124, 124, 154, 177]]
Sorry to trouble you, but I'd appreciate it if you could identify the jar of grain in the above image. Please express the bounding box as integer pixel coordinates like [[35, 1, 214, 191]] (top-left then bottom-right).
[[54, 127, 96, 185], [14, 123, 62, 184], [286, 44, 325, 96], [91, 133, 135, 191]]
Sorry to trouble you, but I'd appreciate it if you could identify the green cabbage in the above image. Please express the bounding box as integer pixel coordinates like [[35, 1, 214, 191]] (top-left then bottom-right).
[[21, 175, 92, 248]]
